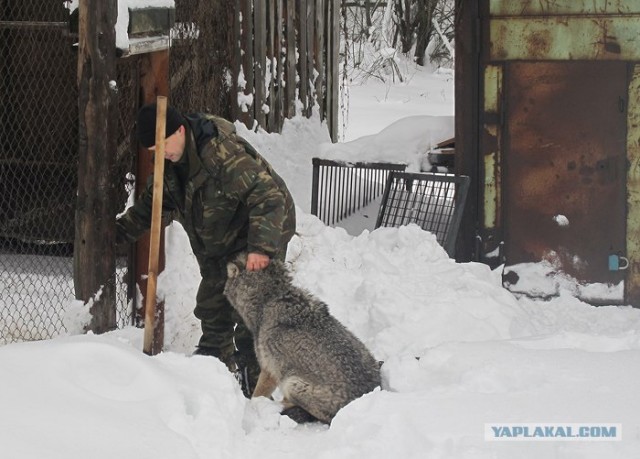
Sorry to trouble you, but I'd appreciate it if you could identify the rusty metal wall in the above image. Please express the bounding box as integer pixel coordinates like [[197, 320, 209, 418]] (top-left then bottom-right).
[[470, 0, 640, 304], [626, 65, 640, 305], [489, 0, 640, 61], [0, 1, 137, 344], [502, 61, 627, 284]]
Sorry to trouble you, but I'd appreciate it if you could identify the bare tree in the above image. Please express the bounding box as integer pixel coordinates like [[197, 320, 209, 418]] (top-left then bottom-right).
[[414, 0, 438, 66], [340, 0, 453, 86], [394, 0, 413, 54]]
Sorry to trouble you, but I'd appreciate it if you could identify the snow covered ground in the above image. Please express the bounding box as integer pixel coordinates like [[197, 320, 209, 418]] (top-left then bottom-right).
[[2, 65, 640, 458]]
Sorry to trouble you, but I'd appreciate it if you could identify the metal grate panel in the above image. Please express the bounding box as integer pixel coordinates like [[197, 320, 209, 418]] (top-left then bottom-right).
[[311, 158, 407, 226], [376, 171, 470, 257]]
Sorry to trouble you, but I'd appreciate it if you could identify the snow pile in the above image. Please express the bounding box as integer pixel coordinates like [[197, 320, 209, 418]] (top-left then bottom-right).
[[288, 217, 529, 359], [3, 211, 640, 458], [3, 61, 640, 458], [318, 115, 454, 171]]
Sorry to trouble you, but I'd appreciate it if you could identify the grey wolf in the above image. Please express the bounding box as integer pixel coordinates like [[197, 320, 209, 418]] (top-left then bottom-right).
[[224, 253, 381, 423]]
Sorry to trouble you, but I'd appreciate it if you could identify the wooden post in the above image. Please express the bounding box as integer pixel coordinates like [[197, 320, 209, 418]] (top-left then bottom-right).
[[298, 0, 309, 116], [306, 0, 316, 115], [274, 0, 284, 132], [74, 0, 118, 333], [143, 96, 167, 356], [328, 0, 340, 141], [284, 0, 297, 118], [454, 0, 481, 262], [267, 0, 276, 131], [254, 0, 267, 128], [239, 0, 255, 128]]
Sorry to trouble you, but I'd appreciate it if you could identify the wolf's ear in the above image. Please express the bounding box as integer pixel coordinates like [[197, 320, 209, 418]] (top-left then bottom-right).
[[227, 261, 241, 279], [235, 251, 248, 266]]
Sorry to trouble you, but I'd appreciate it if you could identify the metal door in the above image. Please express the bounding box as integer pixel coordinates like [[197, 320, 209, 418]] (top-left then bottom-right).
[[503, 61, 627, 288]]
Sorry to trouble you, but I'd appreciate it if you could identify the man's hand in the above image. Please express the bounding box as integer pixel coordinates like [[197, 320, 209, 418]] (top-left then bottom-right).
[[246, 252, 270, 271]]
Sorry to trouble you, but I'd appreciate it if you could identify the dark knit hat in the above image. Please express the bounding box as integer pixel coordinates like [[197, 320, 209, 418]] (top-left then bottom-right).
[[136, 103, 185, 148]]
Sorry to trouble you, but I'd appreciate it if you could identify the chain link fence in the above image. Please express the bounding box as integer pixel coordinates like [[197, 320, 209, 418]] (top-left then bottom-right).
[[0, 0, 136, 344], [0, 0, 247, 345], [2, 0, 340, 345]]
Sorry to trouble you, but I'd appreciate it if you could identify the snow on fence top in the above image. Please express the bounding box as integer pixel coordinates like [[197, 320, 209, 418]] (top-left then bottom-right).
[[64, 0, 176, 50]]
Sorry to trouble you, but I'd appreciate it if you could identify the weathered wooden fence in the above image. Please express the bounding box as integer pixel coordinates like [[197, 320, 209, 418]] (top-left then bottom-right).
[[172, 0, 340, 140]]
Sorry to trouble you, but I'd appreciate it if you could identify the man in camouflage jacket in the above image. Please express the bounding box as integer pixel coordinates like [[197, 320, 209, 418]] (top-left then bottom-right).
[[117, 104, 296, 395]]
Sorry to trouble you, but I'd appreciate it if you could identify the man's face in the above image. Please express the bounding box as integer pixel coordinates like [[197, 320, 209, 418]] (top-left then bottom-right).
[[149, 125, 186, 162]]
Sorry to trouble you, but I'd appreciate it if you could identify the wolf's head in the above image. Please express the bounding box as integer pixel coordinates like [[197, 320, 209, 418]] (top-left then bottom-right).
[[223, 252, 291, 333]]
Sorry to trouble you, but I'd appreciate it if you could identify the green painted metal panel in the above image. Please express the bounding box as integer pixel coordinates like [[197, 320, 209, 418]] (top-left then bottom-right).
[[490, 0, 640, 16], [483, 152, 498, 231], [483, 65, 502, 232], [483, 65, 501, 113], [490, 16, 640, 60]]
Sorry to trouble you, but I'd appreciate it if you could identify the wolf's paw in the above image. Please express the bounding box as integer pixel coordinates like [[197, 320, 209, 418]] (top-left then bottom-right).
[[281, 405, 320, 424]]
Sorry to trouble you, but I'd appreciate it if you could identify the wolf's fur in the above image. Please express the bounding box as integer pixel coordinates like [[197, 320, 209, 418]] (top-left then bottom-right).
[[223, 254, 381, 423]]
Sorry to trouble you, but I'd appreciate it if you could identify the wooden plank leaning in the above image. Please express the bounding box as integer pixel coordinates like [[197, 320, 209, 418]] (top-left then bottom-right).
[[143, 95, 167, 356]]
